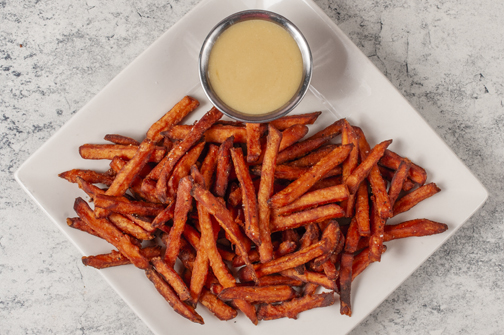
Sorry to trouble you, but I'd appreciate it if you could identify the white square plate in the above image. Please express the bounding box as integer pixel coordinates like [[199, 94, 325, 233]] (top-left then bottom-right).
[[15, 0, 488, 334]]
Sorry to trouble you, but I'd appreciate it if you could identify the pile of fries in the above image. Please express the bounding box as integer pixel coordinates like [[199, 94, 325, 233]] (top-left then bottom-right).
[[60, 96, 448, 324]]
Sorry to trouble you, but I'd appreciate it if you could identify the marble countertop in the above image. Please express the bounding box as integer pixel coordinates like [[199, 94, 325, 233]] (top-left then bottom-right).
[[2, 0, 503, 334]]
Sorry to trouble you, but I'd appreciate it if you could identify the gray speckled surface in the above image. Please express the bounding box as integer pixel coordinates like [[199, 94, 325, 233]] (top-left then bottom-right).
[[1, 0, 502, 334]]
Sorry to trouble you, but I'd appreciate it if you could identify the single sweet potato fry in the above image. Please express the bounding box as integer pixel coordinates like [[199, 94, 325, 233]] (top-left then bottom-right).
[[79, 144, 166, 162], [59, 169, 114, 186], [93, 194, 165, 217], [384, 218, 448, 240], [368, 163, 392, 219], [230, 147, 261, 245], [341, 120, 359, 216], [250, 164, 342, 180], [286, 144, 339, 168], [344, 217, 360, 253], [108, 213, 154, 240], [164, 176, 193, 267], [145, 268, 204, 324], [280, 268, 338, 291], [393, 183, 441, 216], [151, 257, 191, 301], [104, 134, 140, 146], [368, 198, 386, 262], [73, 197, 149, 269], [279, 124, 309, 151], [388, 158, 412, 206], [214, 136, 234, 197], [271, 204, 345, 232], [146, 95, 200, 143], [345, 139, 392, 194], [199, 288, 238, 321], [82, 247, 161, 269], [67, 217, 100, 238], [257, 292, 336, 320], [355, 180, 371, 236], [273, 184, 349, 216], [245, 123, 263, 163], [257, 124, 282, 263], [352, 246, 387, 281], [276, 136, 331, 165], [339, 252, 354, 316], [219, 285, 296, 303], [166, 124, 247, 143], [308, 118, 345, 140], [270, 144, 353, 208], [269, 111, 322, 130]]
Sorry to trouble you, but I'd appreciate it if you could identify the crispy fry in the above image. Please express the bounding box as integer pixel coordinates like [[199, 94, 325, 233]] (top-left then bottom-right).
[[393, 183, 441, 216], [230, 147, 261, 245], [280, 268, 338, 291], [274, 184, 349, 216], [108, 213, 154, 240], [276, 136, 331, 165], [341, 121, 359, 217], [145, 268, 204, 324], [155, 107, 222, 203], [368, 198, 386, 262], [104, 134, 140, 146], [146, 96, 200, 142], [355, 180, 371, 236], [219, 285, 296, 303], [286, 144, 339, 167], [214, 136, 234, 197], [167, 141, 205, 197], [257, 124, 282, 263], [164, 176, 193, 267], [278, 124, 309, 151], [269, 111, 322, 130], [344, 217, 360, 253], [73, 197, 149, 269], [388, 159, 411, 206], [82, 247, 161, 269], [270, 144, 353, 208], [339, 252, 353, 316], [384, 218, 448, 240], [94, 194, 165, 217], [151, 257, 191, 301], [308, 118, 345, 140], [199, 288, 238, 321], [257, 292, 336, 320], [345, 139, 392, 194], [79, 144, 166, 162], [368, 162, 392, 219], [59, 169, 114, 186], [271, 204, 345, 232], [66, 217, 100, 238], [251, 164, 342, 180], [166, 124, 247, 143], [245, 123, 263, 163]]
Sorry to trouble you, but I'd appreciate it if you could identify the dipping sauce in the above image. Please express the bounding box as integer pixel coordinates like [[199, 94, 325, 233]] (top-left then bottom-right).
[[207, 19, 303, 115]]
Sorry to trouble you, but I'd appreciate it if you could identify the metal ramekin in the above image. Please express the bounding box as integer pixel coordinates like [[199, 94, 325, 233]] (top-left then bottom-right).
[[199, 10, 312, 123]]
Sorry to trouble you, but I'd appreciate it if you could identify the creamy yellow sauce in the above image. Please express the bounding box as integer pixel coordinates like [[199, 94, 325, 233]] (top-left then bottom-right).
[[208, 19, 303, 115]]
